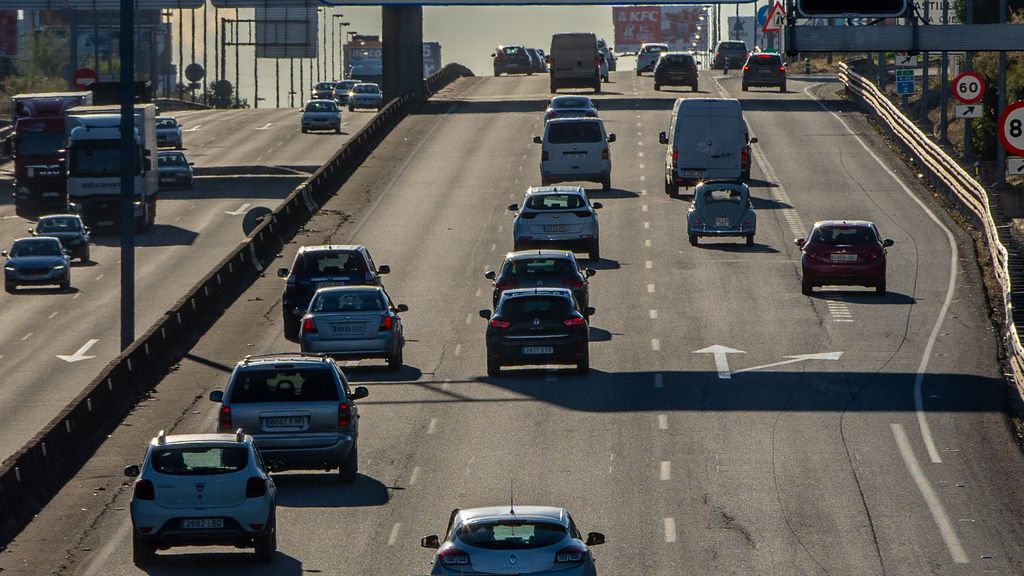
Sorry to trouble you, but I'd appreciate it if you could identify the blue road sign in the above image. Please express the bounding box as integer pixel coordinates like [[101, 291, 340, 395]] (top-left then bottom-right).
[[757, 4, 770, 26], [897, 81, 916, 94]]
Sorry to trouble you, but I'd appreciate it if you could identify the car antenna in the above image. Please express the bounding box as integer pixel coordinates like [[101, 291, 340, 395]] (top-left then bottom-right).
[[509, 476, 516, 515]]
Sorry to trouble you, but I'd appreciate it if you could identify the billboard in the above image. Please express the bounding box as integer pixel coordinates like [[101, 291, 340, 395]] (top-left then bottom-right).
[[727, 16, 757, 51], [423, 42, 441, 76], [614, 6, 707, 53], [255, 5, 318, 59]]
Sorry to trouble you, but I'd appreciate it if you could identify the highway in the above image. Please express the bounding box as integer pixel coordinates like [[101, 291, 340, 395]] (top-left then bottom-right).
[[4, 71, 1024, 575], [0, 107, 377, 462]]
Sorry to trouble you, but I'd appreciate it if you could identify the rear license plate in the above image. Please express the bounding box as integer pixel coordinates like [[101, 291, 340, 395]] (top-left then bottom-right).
[[522, 346, 554, 355], [759, 70, 772, 74], [42, 192, 60, 197], [683, 169, 704, 176], [544, 224, 569, 233], [331, 322, 364, 334], [715, 217, 730, 227], [563, 152, 586, 159], [181, 519, 224, 530], [830, 253, 858, 262], [317, 281, 348, 289], [98, 220, 114, 226], [266, 416, 305, 428]]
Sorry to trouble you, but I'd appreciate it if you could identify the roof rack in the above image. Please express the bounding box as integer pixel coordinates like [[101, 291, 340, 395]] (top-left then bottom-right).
[[235, 428, 246, 443], [241, 352, 328, 364], [157, 430, 167, 445]]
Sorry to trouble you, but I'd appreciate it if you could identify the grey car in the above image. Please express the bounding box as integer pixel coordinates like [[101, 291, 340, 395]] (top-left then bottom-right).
[[155, 116, 183, 150], [543, 96, 598, 122], [301, 99, 342, 133], [509, 186, 602, 260], [299, 286, 409, 369], [687, 179, 757, 246], [157, 150, 194, 190], [421, 505, 606, 576], [348, 83, 384, 111], [208, 353, 369, 483], [3, 236, 71, 292], [31, 214, 90, 262]]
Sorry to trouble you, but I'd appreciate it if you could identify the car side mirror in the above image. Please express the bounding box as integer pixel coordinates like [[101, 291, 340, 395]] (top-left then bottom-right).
[[794, 238, 806, 247], [124, 464, 140, 478], [586, 532, 605, 546], [659, 132, 669, 145], [592, 202, 603, 210], [189, 162, 195, 166], [421, 535, 441, 549], [490, 53, 496, 58], [583, 306, 596, 317], [277, 267, 290, 278], [607, 134, 616, 143], [1, 251, 7, 257], [350, 386, 369, 400], [1, 137, 12, 157], [883, 239, 894, 247], [484, 270, 496, 280], [28, 228, 35, 235], [396, 304, 409, 312], [696, 61, 703, 66], [209, 390, 224, 402], [586, 268, 596, 277], [83, 227, 90, 233], [533, 136, 542, 144], [63, 250, 71, 257], [748, 137, 759, 144], [479, 309, 492, 320], [377, 264, 391, 275], [507, 203, 519, 211]]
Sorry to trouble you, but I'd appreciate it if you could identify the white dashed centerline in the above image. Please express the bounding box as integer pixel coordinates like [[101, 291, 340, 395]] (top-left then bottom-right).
[[647, 283, 656, 294], [660, 461, 671, 481], [649, 309, 658, 319], [658, 414, 668, 429], [664, 517, 677, 543], [651, 339, 661, 351], [387, 523, 401, 546], [427, 418, 438, 434]]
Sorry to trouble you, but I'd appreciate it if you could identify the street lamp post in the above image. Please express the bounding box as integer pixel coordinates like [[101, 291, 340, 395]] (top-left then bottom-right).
[[331, 14, 345, 80]]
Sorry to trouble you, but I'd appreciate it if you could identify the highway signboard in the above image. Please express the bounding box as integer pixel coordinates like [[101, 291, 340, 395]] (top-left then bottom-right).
[[0, 0, 203, 7], [954, 105, 982, 119], [762, 2, 785, 33], [999, 101, 1024, 157], [894, 54, 918, 67], [73, 68, 97, 91], [896, 68, 915, 95], [952, 71, 985, 104], [1008, 157, 1024, 176]]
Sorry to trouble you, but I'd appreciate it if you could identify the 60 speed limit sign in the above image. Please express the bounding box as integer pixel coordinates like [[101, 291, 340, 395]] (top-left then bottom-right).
[[952, 71, 985, 104], [999, 101, 1024, 157]]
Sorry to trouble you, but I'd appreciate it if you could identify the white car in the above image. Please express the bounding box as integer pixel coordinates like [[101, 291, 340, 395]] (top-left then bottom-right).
[[508, 185, 603, 260], [301, 99, 342, 133], [348, 83, 384, 111], [125, 430, 277, 566], [533, 117, 616, 190], [636, 42, 669, 75]]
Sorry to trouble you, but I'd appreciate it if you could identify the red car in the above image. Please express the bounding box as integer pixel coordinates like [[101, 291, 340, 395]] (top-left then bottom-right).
[[796, 220, 894, 295]]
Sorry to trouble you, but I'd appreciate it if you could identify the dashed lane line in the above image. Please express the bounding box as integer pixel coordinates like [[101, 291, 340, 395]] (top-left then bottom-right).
[[660, 461, 671, 481], [658, 414, 668, 429], [427, 418, 437, 434], [826, 299, 855, 323], [649, 309, 658, 319], [664, 517, 677, 543]]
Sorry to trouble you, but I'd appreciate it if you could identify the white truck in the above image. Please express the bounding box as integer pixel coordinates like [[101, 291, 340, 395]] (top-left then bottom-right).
[[64, 103, 158, 231]]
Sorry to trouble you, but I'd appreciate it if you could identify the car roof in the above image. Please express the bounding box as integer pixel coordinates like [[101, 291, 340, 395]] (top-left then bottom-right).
[[158, 150, 186, 156], [151, 433, 251, 446], [525, 185, 586, 196], [696, 179, 748, 189], [549, 95, 593, 105], [353, 83, 379, 88], [14, 236, 59, 244], [457, 506, 569, 526], [38, 213, 82, 220], [235, 353, 335, 368], [314, 285, 384, 295], [306, 99, 336, 104], [545, 117, 604, 126], [501, 287, 574, 298], [297, 244, 365, 253], [815, 219, 875, 228], [506, 249, 574, 261]]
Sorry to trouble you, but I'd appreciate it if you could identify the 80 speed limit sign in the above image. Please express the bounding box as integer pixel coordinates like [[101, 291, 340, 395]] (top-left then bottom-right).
[[952, 71, 985, 104], [999, 101, 1024, 157]]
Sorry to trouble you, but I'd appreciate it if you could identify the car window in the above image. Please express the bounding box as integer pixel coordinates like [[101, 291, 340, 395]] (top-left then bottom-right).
[[305, 101, 338, 112], [501, 46, 524, 57], [552, 97, 590, 109], [316, 82, 335, 90], [151, 446, 248, 476], [293, 252, 367, 275], [456, 520, 568, 550], [720, 42, 747, 51], [525, 194, 585, 210], [661, 55, 695, 65], [156, 117, 177, 128], [507, 258, 576, 276], [227, 368, 340, 403], [355, 85, 380, 94], [750, 54, 782, 65], [704, 188, 744, 202], [499, 296, 574, 319], [158, 153, 187, 167], [37, 217, 82, 232], [546, 122, 603, 144], [312, 290, 386, 312], [810, 226, 877, 246], [642, 44, 667, 53], [10, 239, 61, 257]]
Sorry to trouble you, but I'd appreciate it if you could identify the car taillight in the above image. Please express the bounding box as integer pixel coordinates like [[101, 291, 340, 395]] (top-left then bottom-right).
[[338, 402, 352, 427], [743, 65, 750, 72], [715, 51, 721, 56], [555, 544, 586, 563], [742, 148, 749, 165], [440, 548, 471, 565], [563, 316, 586, 327], [586, 111, 596, 117], [496, 279, 517, 290], [672, 147, 678, 165], [594, 57, 600, 68], [601, 148, 609, 160], [133, 479, 155, 500], [549, 111, 557, 119], [542, 151, 549, 161], [302, 316, 318, 333], [379, 314, 393, 331], [218, 406, 232, 431], [489, 319, 511, 329], [865, 251, 880, 260], [805, 250, 825, 261], [246, 477, 267, 498], [562, 278, 585, 290]]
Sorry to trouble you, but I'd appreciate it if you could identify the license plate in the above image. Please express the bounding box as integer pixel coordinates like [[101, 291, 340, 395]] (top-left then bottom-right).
[[522, 346, 554, 355], [544, 224, 569, 233], [42, 192, 60, 197], [265, 416, 305, 428], [563, 152, 586, 159], [98, 220, 114, 226], [683, 169, 704, 176], [181, 518, 224, 530], [331, 322, 364, 334], [715, 217, 730, 227], [317, 281, 348, 289], [759, 70, 772, 74], [830, 253, 858, 262]]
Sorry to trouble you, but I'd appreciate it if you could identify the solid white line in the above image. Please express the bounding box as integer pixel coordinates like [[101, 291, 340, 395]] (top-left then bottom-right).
[[647, 283, 655, 293], [465, 313, 473, 325], [409, 466, 420, 486], [654, 373, 664, 388], [387, 523, 401, 546], [21, 332, 32, 341], [891, 424, 969, 563], [644, 221, 650, 229], [95, 274, 103, 281], [809, 86, 956, 464], [427, 418, 437, 434], [658, 414, 668, 430], [660, 461, 671, 481], [72, 293, 81, 300], [649, 309, 658, 319], [664, 517, 677, 543], [651, 338, 661, 351], [490, 243, 496, 251]]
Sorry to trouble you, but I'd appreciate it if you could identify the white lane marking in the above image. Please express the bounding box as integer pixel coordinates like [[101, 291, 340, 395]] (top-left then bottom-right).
[[826, 300, 855, 323], [387, 523, 401, 546], [809, 86, 957, 464], [640, 175, 646, 182], [891, 424, 968, 563], [474, 288, 482, 298], [638, 141, 644, 146], [751, 152, 806, 238], [660, 461, 671, 481], [175, 216, 182, 223], [72, 293, 81, 300], [693, 345, 745, 379], [465, 313, 473, 325], [642, 204, 649, 212], [95, 274, 104, 281], [658, 414, 668, 429], [641, 189, 647, 196], [732, 352, 843, 375], [454, 344, 462, 356], [256, 156, 263, 162], [645, 260, 653, 269], [651, 338, 661, 351], [545, 368, 558, 382], [649, 309, 658, 319], [57, 338, 99, 362], [490, 243, 496, 252], [48, 311, 58, 319], [498, 225, 503, 232], [21, 332, 32, 341], [644, 221, 650, 229], [645, 239, 652, 247], [638, 131, 643, 136], [654, 373, 664, 388], [664, 517, 677, 543], [409, 466, 420, 486], [639, 163, 645, 169], [225, 202, 251, 216], [647, 283, 656, 293], [427, 418, 437, 434], [255, 123, 273, 130], [184, 124, 202, 132], [637, 122, 642, 127], [638, 151, 644, 158]]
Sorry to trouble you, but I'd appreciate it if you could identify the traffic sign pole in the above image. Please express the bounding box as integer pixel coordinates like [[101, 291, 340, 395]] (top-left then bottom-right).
[[119, 0, 135, 350]]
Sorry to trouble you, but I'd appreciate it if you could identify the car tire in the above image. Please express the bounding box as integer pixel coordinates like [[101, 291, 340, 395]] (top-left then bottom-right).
[[601, 177, 611, 191], [487, 356, 501, 377], [594, 82, 601, 94], [802, 279, 814, 296], [283, 315, 300, 343], [253, 514, 276, 563], [387, 344, 404, 371], [780, 82, 787, 93], [746, 235, 754, 246], [335, 126, 341, 134], [339, 443, 358, 484], [692, 82, 699, 92], [348, 105, 355, 112], [742, 83, 749, 91], [688, 234, 698, 246], [60, 279, 70, 292], [301, 128, 307, 133], [132, 535, 155, 567], [81, 247, 91, 263], [741, 168, 751, 181], [665, 179, 679, 197], [654, 83, 660, 91], [589, 241, 600, 261], [636, 70, 641, 77], [4, 282, 14, 293], [176, 143, 182, 151], [576, 350, 590, 375], [495, 71, 502, 77], [876, 281, 886, 295], [550, 84, 557, 93]]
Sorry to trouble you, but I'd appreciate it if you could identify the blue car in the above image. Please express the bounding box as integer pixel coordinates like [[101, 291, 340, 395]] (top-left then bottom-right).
[[686, 180, 757, 246], [3, 236, 71, 292]]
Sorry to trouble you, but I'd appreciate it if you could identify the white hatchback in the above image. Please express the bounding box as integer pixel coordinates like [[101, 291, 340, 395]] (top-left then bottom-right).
[[534, 118, 615, 190], [125, 430, 277, 566]]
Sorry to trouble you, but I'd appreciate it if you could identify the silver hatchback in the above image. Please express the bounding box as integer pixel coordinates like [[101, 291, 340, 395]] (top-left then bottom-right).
[[299, 286, 409, 370], [509, 186, 602, 260]]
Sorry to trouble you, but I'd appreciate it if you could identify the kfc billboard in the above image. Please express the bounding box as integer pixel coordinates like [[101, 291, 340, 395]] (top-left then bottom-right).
[[614, 6, 707, 53]]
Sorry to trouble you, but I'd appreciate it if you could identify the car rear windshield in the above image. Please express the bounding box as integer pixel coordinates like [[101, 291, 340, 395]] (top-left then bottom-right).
[[501, 46, 525, 57], [749, 54, 782, 66], [525, 194, 585, 210], [151, 446, 248, 476], [292, 252, 368, 275], [641, 44, 667, 53], [158, 153, 187, 167], [305, 101, 337, 112], [811, 226, 877, 246], [155, 117, 178, 128], [316, 82, 335, 90], [661, 55, 695, 66], [227, 368, 340, 403], [546, 122, 603, 144], [553, 97, 590, 109], [703, 188, 744, 203], [354, 85, 380, 94], [312, 290, 386, 312], [719, 42, 747, 51], [456, 520, 568, 550], [507, 258, 576, 276], [499, 296, 574, 319]]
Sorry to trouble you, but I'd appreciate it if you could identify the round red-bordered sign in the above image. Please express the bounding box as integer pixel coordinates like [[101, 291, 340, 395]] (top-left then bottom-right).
[[952, 71, 985, 104], [998, 101, 1024, 157]]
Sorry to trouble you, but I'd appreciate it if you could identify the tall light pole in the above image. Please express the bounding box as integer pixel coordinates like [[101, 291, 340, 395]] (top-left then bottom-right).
[[338, 21, 350, 78], [332, 13, 345, 79]]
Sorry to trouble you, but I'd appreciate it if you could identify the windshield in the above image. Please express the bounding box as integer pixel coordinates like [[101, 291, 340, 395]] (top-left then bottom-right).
[[155, 117, 178, 129], [810, 226, 878, 246], [151, 446, 248, 476], [292, 251, 367, 275], [37, 217, 82, 233], [499, 296, 574, 319], [456, 520, 568, 550], [69, 144, 138, 177], [642, 44, 667, 53], [501, 46, 525, 57], [662, 55, 695, 65], [227, 368, 340, 403], [720, 42, 747, 51], [354, 85, 380, 94], [525, 194, 586, 210], [336, 81, 357, 91], [546, 121, 603, 144], [15, 131, 66, 157], [552, 97, 591, 109], [158, 153, 188, 167], [10, 238, 62, 257], [315, 82, 335, 91], [703, 188, 745, 203], [506, 258, 576, 276], [305, 101, 338, 112], [312, 290, 386, 312]]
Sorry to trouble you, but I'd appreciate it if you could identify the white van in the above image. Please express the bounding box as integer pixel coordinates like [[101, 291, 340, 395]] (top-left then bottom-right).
[[534, 117, 616, 190], [658, 98, 757, 195], [549, 33, 601, 93]]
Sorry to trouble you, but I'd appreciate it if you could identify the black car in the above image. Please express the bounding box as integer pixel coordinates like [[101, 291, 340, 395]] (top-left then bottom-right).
[[277, 244, 390, 341], [742, 52, 787, 92], [493, 45, 533, 76], [526, 48, 547, 73], [30, 214, 90, 262], [654, 52, 699, 92], [712, 40, 748, 70], [480, 287, 594, 376], [485, 250, 595, 312]]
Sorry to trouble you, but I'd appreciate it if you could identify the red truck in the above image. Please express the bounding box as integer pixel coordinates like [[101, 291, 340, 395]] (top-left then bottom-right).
[[2, 91, 93, 216]]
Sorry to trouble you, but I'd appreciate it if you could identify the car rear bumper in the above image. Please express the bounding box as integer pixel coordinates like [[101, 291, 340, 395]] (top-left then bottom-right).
[[655, 74, 698, 85], [254, 435, 354, 470], [802, 260, 885, 286], [132, 515, 272, 548], [743, 74, 785, 87], [300, 332, 398, 357], [689, 225, 755, 237], [486, 336, 588, 367], [5, 270, 68, 285]]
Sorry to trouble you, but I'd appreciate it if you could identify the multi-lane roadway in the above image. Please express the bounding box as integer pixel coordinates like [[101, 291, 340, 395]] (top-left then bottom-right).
[[3, 70, 1024, 575]]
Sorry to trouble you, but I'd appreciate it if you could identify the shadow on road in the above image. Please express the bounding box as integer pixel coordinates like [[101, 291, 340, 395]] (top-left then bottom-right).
[[91, 224, 199, 247], [273, 472, 389, 508], [811, 289, 917, 305], [586, 187, 640, 199], [141, 549, 303, 574]]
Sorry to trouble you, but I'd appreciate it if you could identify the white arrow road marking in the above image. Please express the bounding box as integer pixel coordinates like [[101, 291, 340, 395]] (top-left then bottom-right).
[[693, 345, 746, 379], [184, 124, 202, 132], [224, 202, 251, 216], [255, 123, 273, 130], [731, 352, 843, 375], [57, 339, 99, 363]]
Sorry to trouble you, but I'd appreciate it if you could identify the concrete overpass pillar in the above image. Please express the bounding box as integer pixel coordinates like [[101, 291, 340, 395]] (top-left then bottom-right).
[[382, 6, 424, 102]]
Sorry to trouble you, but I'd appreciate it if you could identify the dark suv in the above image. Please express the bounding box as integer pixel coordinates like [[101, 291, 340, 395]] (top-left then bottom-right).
[[654, 52, 699, 92], [480, 288, 594, 376], [278, 245, 390, 342], [742, 52, 787, 92], [485, 250, 596, 311], [493, 45, 533, 76], [712, 41, 748, 70]]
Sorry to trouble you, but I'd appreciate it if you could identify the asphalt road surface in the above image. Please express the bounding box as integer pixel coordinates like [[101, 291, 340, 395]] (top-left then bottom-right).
[[3, 72, 1024, 576], [0, 107, 376, 462]]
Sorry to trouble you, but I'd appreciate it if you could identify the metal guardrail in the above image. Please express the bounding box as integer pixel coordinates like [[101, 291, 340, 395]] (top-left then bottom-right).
[[838, 62, 1024, 384]]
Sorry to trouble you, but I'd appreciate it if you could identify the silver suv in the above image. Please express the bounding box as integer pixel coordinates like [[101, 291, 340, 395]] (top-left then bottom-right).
[[208, 353, 369, 483], [509, 186, 602, 260]]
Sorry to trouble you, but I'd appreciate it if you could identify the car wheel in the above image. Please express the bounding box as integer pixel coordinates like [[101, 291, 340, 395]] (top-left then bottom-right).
[[636, 70, 641, 77], [348, 105, 355, 112], [576, 350, 590, 375], [494, 71, 501, 77], [4, 282, 15, 293], [60, 279, 70, 292], [742, 83, 749, 91], [132, 535, 155, 566], [802, 279, 814, 296], [746, 235, 754, 246], [549, 84, 557, 93], [688, 234, 698, 246], [780, 83, 787, 93], [387, 343, 404, 371], [339, 443, 358, 484], [692, 83, 699, 92], [301, 128, 307, 133], [654, 83, 660, 91], [81, 247, 91, 263], [335, 126, 341, 134], [589, 241, 601, 262], [487, 356, 501, 377], [594, 82, 601, 94], [283, 315, 300, 343], [876, 281, 886, 295], [666, 179, 679, 197], [601, 177, 611, 191], [253, 513, 276, 563], [741, 168, 751, 181]]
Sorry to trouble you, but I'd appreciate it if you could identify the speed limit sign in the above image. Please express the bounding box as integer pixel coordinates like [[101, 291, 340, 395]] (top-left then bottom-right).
[[999, 101, 1024, 157], [953, 71, 985, 104]]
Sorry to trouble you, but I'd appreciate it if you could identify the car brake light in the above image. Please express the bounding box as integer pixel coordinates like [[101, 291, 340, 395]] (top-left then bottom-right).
[[440, 548, 471, 565], [601, 148, 609, 160], [218, 406, 232, 431], [542, 151, 549, 161], [672, 147, 678, 165], [779, 66, 786, 72], [743, 65, 750, 72], [496, 279, 517, 290], [133, 479, 155, 500], [302, 316, 318, 333], [563, 316, 586, 327], [379, 314, 393, 331], [562, 278, 585, 290], [742, 148, 749, 165], [338, 402, 352, 427], [246, 477, 267, 498], [555, 544, 586, 562], [489, 318, 511, 329]]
